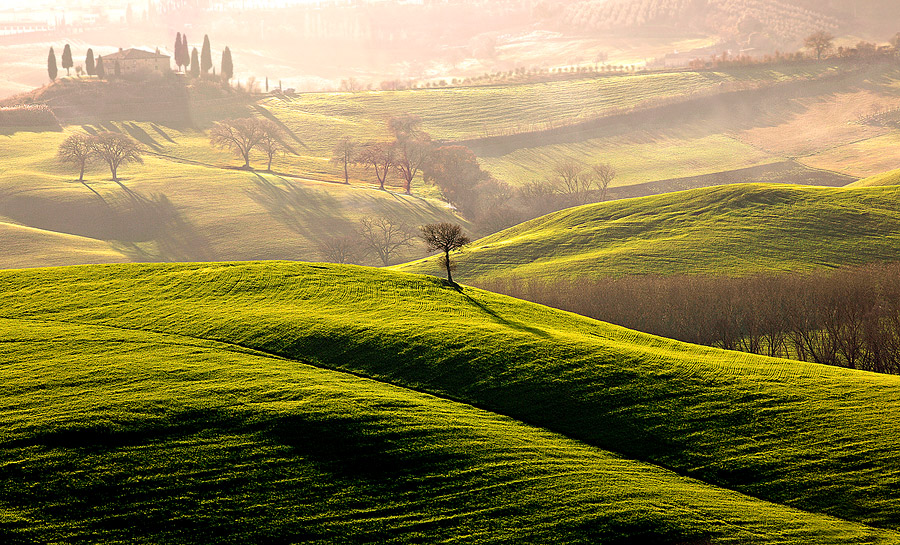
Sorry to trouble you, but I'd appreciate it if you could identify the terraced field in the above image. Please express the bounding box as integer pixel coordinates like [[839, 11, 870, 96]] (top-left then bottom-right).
[[1, 262, 899, 542], [394, 184, 900, 282]]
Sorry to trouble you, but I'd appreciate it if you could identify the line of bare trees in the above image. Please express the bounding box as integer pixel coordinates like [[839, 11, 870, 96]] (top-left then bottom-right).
[[478, 263, 900, 375]]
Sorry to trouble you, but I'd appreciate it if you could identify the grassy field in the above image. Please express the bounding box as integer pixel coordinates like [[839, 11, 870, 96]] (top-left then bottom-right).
[[1, 262, 899, 541], [0, 127, 462, 269], [394, 183, 900, 282]]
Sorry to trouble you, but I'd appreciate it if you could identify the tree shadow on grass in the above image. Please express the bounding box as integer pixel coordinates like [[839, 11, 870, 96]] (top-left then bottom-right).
[[245, 173, 356, 241]]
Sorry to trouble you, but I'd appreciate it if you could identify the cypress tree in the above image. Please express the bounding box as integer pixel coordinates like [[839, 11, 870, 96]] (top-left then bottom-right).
[[174, 32, 183, 71], [114, 60, 121, 78], [221, 46, 233, 81], [190, 48, 200, 78], [48, 47, 58, 81], [181, 34, 189, 70], [201, 34, 212, 74], [96, 56, 105, 78], [85, 48, 95, 76], [62, 44, 73, 76]]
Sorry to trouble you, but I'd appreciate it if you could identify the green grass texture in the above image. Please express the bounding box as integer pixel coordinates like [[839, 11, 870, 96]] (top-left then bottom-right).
[[394, 183, 900, 282], [850, 166, 900, 187], [1, 262, 899, 542]]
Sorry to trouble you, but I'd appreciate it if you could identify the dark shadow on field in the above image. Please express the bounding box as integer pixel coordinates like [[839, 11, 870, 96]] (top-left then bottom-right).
[[149, 123, 177, 143], [459, 287, 552, 339], [605, 161, 856, 201], [245, 173, 356, 240], [0, 125, 62, 136], [123, 122, 163, 152], [0, 184, 214, 262], [252, 104, 309, 150]]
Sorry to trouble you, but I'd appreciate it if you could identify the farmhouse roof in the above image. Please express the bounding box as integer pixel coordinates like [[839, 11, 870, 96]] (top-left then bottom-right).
[[104, 48, 169, 60]]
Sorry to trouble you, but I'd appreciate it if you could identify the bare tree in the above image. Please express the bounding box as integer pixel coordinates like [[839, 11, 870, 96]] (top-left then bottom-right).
[[357, 216, 414, 266], [57, 133, 95, 182], [592, 163, 616, 202], [551, 158, 595, 204], [256, 120, 286, 171], [389, 114, 432, 194], [805, 30, 835, 61], [331, 137, 357, 184], [209, 117, 268, 169], [420, 223, 471, 284], [356, 142, 395, 190], [91, 132, 143, 183], [319, 234, 362, 264]]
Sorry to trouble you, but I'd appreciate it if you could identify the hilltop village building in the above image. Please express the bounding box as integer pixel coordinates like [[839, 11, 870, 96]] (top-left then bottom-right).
[[102, 48, 170, 75]]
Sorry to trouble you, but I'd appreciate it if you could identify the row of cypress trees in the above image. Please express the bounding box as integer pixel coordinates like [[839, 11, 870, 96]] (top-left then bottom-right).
[[174, 32, 233, 80], [46, 37, 233, 82], [47, 45, 107, 80]]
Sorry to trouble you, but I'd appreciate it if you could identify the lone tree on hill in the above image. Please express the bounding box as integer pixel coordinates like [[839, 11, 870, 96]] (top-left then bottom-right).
[[96, 56, 105, 78], [47, 47, 57, 81], [190, 48, 200, 78], [331, 137, 357, 184], [221, 46, 233, 81], [61, 44, 73, 76], [201, 34, 213, 75], [91, 132, 144, 183], [85, 48, 95, 76], [209, 117, 268, 169], [57, 133, 95, 182], [805, 30, 835, 61], [420, 223, 471, 284]]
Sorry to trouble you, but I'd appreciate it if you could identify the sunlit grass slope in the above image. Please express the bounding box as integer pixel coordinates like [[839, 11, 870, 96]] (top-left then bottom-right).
[[2, 262, 900, 537], [5, 318, 898, 543], [395, 183, 900, 281], [849, 166, 900, 187]]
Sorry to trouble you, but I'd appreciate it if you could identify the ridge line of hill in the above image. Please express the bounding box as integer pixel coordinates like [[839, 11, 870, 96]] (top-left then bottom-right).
[[7, 284, 900, 533]]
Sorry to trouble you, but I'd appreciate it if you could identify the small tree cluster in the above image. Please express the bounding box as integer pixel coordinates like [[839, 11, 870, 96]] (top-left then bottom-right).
[[57, 132, 144, 183], [209, 117, 286, 170]]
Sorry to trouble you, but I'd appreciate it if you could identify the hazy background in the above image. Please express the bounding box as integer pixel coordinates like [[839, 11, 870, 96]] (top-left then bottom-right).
[[2, 0, 897, 100]]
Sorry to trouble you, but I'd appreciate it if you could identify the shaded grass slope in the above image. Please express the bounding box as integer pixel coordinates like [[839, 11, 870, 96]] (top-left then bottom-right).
[[2, 262, 900, 537], [395, 183, 900, 282]]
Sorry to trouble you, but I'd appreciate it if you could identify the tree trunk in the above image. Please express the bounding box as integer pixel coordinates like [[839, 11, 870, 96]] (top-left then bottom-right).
[[445, 250, 452, 283], [111, 165, 118, 182], [267, 155, 273, 171], [79, 163, 85, 182], [344, 160, 349, 184]]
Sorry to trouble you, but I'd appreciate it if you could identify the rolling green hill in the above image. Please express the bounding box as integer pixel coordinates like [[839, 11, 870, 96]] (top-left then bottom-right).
[[395, 183, 900, 282], [849, 167, 900, 187], [2, 261, 900, 542]]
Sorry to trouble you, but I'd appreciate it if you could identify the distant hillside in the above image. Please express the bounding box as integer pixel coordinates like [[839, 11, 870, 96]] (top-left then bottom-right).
[[2, 262, 900, 541], [556, 0, 894, 48], [395, 184, 900, 282]]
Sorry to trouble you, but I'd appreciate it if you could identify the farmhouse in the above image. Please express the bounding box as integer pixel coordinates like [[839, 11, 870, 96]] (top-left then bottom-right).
[[103, 48, 170, 75]]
